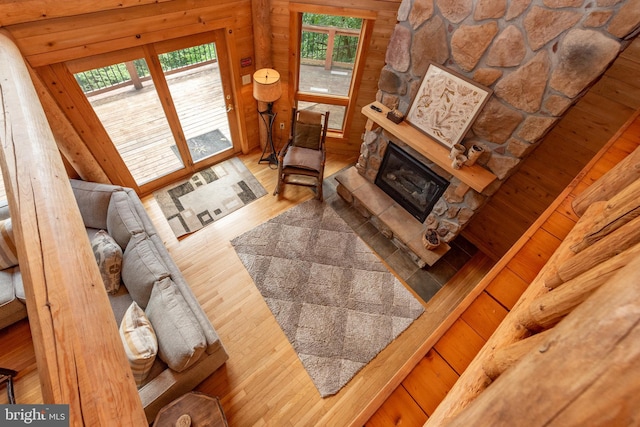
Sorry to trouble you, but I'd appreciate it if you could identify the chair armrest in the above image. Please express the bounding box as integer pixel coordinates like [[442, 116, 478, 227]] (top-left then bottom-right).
[[277, 139, 294, 161]]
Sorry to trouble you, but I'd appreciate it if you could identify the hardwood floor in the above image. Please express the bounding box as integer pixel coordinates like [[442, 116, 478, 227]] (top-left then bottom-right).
[[157, 153, 493, 426], [0, 150, 494, 426], [463, 35, 640, 260]]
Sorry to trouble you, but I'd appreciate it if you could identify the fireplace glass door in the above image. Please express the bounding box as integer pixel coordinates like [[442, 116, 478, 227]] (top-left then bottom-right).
[[375, 143, 449, 222]]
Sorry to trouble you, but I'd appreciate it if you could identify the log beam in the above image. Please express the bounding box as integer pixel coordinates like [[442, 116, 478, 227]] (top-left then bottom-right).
[[446, 255, 640, 427], [519, 242, 640, 331], [27, 65, 110, 184], [482, 329, 552, 381], [550, 214, 640, 288], [0, 30, 146, 425], [572, 144, 640, 216], [570, 178, 640, 253]]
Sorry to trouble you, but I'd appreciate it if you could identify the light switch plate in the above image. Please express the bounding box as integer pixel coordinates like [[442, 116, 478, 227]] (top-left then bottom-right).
[[242, 74, 252, 85]]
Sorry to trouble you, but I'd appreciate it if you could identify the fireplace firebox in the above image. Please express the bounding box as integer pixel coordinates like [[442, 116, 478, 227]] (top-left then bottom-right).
[[375, 143, 449, 222]]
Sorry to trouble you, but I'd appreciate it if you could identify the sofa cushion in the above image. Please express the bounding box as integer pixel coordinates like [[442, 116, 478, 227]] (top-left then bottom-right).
[[107, 191, 144, 250], [0, 219, 18, 270], [13, 267, 25, 303], [145, 277, 206, 372], [70, 179, 121, 230], [91, 230, 123, 294], [122, 233, 170, 308], [0, 269, 15, 307], [120, 301, 158, 387]]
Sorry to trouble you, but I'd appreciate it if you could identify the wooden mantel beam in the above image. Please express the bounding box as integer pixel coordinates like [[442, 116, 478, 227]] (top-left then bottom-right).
[[0, 30, 146, 425]]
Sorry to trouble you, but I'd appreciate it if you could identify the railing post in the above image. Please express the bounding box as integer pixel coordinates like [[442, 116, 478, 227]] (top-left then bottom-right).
[[125, 61, 143, 90], [325, 28, 336, 70]]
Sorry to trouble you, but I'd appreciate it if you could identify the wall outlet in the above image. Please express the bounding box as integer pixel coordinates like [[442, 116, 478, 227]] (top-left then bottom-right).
[[280, 122, 285, 130]]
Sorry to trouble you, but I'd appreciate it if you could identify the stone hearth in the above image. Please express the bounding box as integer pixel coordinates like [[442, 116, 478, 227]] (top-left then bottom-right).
[[335, 166, 449, 267]]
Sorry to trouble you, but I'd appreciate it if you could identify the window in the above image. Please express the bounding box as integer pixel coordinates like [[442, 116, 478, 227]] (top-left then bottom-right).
[[291, 8, 374, 136]]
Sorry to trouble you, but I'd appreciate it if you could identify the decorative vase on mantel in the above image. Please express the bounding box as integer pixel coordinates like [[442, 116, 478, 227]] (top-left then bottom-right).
[[422, 228, 440, 250], [465, 144, 484, 166]]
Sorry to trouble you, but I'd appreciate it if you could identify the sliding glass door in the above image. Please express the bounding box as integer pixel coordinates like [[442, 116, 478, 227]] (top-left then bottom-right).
[[69, 30, 236, 193]]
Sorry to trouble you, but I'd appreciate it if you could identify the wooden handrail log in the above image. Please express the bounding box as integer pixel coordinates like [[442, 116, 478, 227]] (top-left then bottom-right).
[[0, 30, 146, 425], [570, 177, 640, 253], [519, 242, 640, 331], [482, 329, 552, 380], [542, 200, 607, 289], [572, 143, 640, 216], [446, 254, 640, 427], [552, 214, 640, 287]]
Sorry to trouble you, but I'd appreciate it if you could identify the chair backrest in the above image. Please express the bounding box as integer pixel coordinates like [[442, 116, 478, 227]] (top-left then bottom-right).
[[290, 109, 328, 151]]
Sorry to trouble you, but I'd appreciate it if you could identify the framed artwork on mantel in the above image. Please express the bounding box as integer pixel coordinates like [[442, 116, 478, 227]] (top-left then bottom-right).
[[407, 62, 492, 148]]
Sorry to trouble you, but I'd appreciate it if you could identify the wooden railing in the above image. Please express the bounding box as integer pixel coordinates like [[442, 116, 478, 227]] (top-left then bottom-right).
[[301, 24, 359, 70], [0, 30, 147, 425], [425, 113, 640, 425]]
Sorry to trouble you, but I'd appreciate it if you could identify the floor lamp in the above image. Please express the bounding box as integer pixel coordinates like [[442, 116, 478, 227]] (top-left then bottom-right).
[[253, 68, 282, 167]]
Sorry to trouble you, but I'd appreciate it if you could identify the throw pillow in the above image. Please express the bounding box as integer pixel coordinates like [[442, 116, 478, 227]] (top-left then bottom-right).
[[107, 191, 144, 250], [145, 277, 206, 372], [293, 122, 322, 150], [119, 301, 158, 387], [0, 218, 18, 270], [121, 233, 170, 308], [91, 230, 123, 294]]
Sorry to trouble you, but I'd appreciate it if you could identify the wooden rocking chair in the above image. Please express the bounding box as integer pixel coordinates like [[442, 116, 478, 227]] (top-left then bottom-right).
[[274, 108, 329, 201]]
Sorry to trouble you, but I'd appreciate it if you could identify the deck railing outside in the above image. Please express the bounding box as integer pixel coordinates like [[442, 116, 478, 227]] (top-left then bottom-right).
[[74, 43, 218, 95], [74, 25, 358, 96]]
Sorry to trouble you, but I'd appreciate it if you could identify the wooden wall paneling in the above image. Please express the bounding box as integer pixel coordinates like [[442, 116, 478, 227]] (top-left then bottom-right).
[[364, 385, 428, 427], [252, 0, 272, 70], [484, 268, 529, 310], [24, 14, 236, 68], [591, 75, 640, 110], [460, 292, 509, 342], [222, 25, 252, 155], [0, 30, 147, 424], [13, 6, 224, 58], [433, 319, 486, 375], [0, 0, 169, 27], [505, 228, 562, 284], [541, 210, 576, 241], [36, 63, 138, 189], [401, 349, 459, 416]]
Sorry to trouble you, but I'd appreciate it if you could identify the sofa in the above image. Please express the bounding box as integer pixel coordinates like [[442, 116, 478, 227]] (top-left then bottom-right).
[[70, 179, 228, 422], [0, 203, 27, 330]]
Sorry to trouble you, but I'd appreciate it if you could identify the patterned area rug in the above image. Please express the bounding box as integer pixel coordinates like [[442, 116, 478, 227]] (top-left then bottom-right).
[[231, 199, 424, 397], [154, 157, 266, 238]]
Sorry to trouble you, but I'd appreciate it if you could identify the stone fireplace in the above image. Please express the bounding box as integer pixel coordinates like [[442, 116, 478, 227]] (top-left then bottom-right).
[[335, 101, 492, 267], [337, 0, 638, 266], [375, 143, 449, 223]]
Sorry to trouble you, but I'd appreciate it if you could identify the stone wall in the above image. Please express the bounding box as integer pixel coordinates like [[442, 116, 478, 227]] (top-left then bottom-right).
[[357, 0, 639, 243]]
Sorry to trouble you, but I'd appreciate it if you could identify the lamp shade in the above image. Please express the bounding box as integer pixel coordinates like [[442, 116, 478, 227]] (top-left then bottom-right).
[[253, 68, 282, 103]]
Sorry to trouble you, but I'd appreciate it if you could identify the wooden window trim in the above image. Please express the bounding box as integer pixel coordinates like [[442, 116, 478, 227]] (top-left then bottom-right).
[[289, 5, 376, 139]]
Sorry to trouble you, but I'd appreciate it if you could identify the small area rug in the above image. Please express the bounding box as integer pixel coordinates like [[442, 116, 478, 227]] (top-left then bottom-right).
[[154, 157, 266, 238], [171, 129, 232, 162], [231, 199, 424, 397]]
